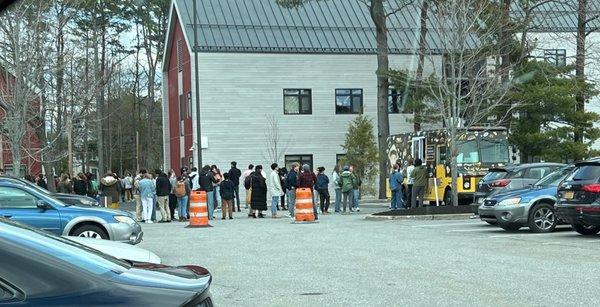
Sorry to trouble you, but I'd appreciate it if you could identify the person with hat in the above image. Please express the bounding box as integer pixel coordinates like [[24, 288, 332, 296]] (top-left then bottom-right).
[[228, 161, 242, 212], [316, 166, 330, 214]]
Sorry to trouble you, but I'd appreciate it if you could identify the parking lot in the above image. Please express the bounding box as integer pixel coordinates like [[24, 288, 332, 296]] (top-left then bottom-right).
[[138, 206, 600, 307]]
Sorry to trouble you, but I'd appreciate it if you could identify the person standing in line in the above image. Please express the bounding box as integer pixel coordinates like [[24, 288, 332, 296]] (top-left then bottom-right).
[[174, 171, 190, 221], [245, 165, 267, 218], [211, 165, 222, 211], [36, 174, 48, 190], [267, 163, 283, 218], [219, 173, 235, 220], [316, 167, 330, 214], [338, 166, 355, 213], [188, 167, 200, 191], [297, 164, 318, 220], [332, 165, 342, 213], [138, 173, 156, 223], [57, 173, 73, 194], [241, 164, 254, 210], [87, 173, 99, 200], [73, 173, 88, 196], [100, 172, 121, 209], [389, 163, 405, 210], [410, 158, 428, 208], [168, 170, 178, 220], [228, 161, 242, 212], [124, 173, 133, 201], [199, 165, 217, 220], [133, 170, 146, 221], [285, 163, 299, 218], [349, 165, 361, 212], [278, 167, 288, 211], [405, 158, 415, 208], [155, 171, 172, 223]]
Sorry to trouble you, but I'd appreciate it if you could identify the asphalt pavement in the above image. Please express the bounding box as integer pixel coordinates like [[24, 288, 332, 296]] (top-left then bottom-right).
[[137, 204, 600, 307]]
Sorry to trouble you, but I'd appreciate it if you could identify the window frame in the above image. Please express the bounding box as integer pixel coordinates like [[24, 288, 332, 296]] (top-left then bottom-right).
[[285, 154, 314, 171], [283, 89, 312, 115], [543, 49, 567, 67], [335, 88, 363, 115], [179, 94, 185, 136], [176, 39, 183, 72]]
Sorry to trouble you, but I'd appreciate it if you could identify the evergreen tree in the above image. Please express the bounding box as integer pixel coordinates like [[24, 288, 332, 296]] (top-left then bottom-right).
[[341, 115, 379, 195], [509, 59, 599, 162]]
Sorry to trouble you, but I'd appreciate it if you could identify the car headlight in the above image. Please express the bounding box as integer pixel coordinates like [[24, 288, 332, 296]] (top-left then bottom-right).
[[498, 198, 521, 206], [114, 215, 136, 225]]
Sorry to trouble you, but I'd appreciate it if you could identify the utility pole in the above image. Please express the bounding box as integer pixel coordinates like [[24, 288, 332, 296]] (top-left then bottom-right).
[[193, 0, 203, 167]]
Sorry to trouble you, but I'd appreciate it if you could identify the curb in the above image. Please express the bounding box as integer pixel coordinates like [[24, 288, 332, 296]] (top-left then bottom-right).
[[364, 213, 474, 221]]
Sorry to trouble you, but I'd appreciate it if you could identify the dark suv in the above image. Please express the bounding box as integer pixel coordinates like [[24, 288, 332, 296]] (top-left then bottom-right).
[[471, 163, 565, 214], [556, 159, 600, 235]]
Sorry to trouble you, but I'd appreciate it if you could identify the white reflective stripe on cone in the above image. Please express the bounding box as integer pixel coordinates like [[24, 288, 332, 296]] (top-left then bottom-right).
[[295, 198, 313, 204], [190, 212, 209, 218], [295, 209, 313, 214]]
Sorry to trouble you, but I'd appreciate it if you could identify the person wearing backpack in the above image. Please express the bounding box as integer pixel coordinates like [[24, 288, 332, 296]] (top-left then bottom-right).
[[220, 173, 235, 220], [175, 172, 191, 222]]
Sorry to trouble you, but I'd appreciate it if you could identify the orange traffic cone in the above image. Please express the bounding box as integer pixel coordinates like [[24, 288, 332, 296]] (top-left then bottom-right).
[[186, 191, 212, 228], [294, 188, 317, 223]]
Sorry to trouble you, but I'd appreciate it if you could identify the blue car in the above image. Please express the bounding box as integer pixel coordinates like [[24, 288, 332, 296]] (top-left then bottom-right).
[[0, 177, 142, 244], [0, 218, 212, 306], [478, 166, 574, 232]]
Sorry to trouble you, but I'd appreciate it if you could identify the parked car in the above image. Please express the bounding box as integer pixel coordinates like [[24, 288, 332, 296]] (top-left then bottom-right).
[[0, 178, 142, 244], [478, 166, 574, 232], [471, 163, 565, 214], [0, 218, 212, 306], [556, 158, 600, 235], [66, 236, 161, 264], [0, 176, 99, 207]]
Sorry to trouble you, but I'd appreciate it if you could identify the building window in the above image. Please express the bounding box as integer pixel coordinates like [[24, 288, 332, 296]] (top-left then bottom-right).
[[179, 94, 185, 136], [283, 89, 312, 114], [388, 89, 411, 114], [177, 39, 183, 72], [335, 89, 363, 114], [544, 49, 566, 67], [187, 92, 192, 118], [285, 155, 313, 171]]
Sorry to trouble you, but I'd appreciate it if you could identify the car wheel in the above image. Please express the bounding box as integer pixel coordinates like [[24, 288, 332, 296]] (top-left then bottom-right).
[[72, 225, 109, 240], [572, 223, 600, 236], [443, 189, 452, 206], [528, 203, 557, 233], [499, 223, 521, 231], [485, 221, 497, 225]]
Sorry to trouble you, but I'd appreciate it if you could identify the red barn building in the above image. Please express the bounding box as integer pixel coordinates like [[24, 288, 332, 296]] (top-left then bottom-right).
[[0, 66, 43, 176]]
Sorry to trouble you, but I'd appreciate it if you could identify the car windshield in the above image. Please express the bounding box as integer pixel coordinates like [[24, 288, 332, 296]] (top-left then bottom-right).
[[535, 168, 573, 186], [479, 139, 509, 164], [456, 140, 479, 164], [0, 219, 130, 276]]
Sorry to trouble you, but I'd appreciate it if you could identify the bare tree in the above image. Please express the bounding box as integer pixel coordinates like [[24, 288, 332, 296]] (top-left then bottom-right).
[[263, 115, 290, 164], [394, 0, 519, 205]]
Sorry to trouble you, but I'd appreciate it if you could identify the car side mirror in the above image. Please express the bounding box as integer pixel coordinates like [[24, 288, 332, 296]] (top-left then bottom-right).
[[37, 200, 52, 210]]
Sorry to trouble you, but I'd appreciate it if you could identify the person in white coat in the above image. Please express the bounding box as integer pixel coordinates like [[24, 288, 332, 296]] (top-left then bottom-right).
[[267, 163, 284, 218]]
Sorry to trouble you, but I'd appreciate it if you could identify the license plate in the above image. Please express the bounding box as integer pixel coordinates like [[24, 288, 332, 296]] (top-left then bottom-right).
[[564, 191, 574, 199]]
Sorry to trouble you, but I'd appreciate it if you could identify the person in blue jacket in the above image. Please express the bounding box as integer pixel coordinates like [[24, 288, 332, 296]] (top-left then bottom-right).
[[389, 163, 405, 210]]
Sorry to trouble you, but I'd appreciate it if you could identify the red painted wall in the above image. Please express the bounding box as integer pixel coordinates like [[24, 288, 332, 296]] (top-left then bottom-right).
[[166, 10, 193, 174], [0, 68, 42, 176]]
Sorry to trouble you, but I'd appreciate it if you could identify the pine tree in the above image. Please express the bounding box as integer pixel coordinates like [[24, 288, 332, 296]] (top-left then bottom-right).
[[509, 59, 600, 162], [341, 115, 379, 195]]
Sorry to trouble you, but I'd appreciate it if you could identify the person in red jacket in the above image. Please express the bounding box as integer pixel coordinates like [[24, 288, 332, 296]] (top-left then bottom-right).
[[297, 164, 318, 220]]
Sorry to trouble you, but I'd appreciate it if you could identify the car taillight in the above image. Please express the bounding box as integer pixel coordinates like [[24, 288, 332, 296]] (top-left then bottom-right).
[[581, 184, 600, 193], [491, 179, 511, 188]]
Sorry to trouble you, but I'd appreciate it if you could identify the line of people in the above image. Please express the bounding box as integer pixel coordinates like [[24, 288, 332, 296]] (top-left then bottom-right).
[[389, 158, 428, 210]]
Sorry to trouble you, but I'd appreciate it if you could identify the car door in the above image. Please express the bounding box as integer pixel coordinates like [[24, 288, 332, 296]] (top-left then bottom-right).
[[0, 186, 62, 234]]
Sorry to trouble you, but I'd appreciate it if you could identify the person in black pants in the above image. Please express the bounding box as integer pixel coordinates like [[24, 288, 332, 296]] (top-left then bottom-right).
[[315, 167, 330, 214], [278, 167, 288, 210], [228, 161, 242, 212]]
